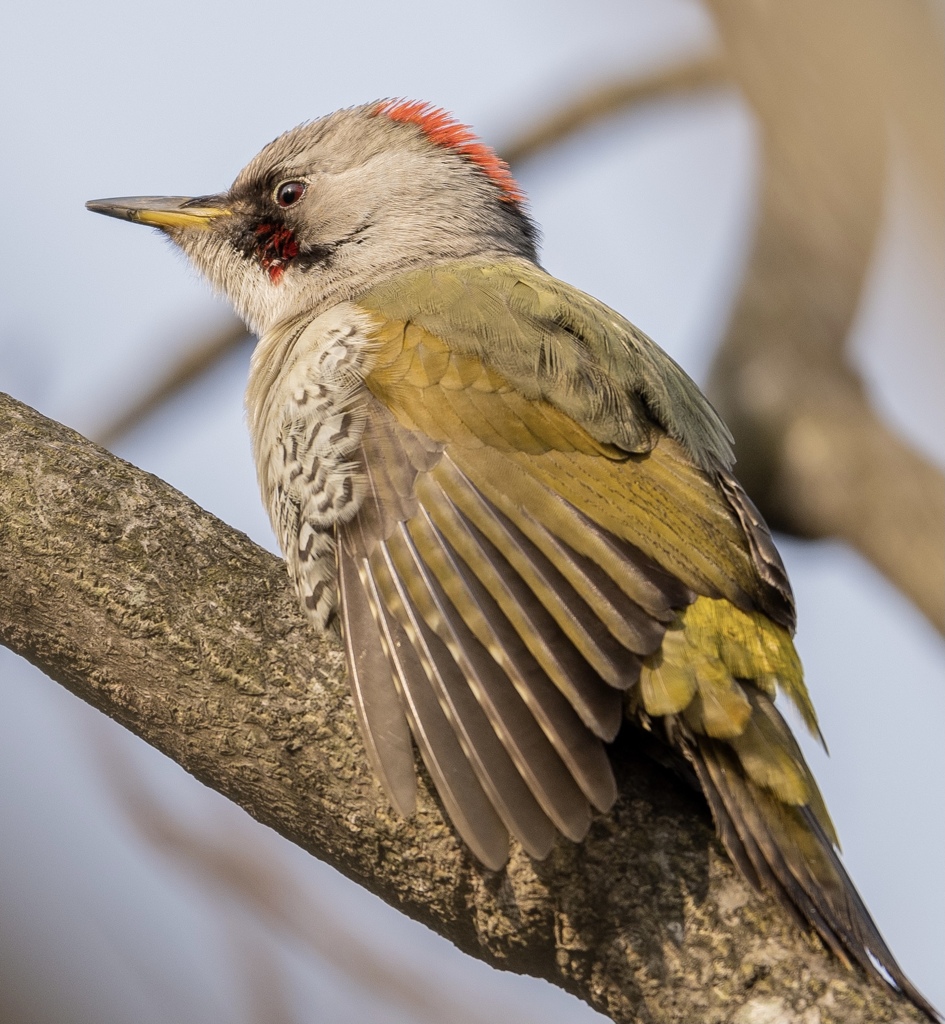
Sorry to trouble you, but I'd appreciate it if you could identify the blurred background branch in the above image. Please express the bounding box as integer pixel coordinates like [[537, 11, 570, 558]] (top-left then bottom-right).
[[704, 0, 945, 634], [95, 319, 252, 449]]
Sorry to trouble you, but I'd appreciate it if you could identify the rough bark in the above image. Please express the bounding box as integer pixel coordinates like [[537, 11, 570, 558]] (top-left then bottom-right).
[[0, 391, 929, 1024]]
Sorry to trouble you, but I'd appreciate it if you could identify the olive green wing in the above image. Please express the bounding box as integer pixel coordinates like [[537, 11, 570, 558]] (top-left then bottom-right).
[[338, 281, 815, 853], [358, 255, 735, 472], [359, 258, 793, 624], [333, 267, 924, 1006]]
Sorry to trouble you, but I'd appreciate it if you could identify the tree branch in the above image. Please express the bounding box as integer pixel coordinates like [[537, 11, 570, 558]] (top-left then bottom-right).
[[705, 0, 945, 634], [0, 391, 928, 1023], [501, 53, 727, 165], [93, 318, 251, 447]]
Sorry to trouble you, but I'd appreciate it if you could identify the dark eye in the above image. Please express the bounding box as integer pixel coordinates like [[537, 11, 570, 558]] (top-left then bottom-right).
[[274, 180, 306, 208]]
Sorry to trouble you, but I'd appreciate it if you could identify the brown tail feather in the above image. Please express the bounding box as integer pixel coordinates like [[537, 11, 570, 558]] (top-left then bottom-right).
[[686, 735, 940, 1021]]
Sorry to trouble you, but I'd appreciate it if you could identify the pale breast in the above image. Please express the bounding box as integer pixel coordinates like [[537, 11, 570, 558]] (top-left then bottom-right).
[[246, 303, 378, 630]]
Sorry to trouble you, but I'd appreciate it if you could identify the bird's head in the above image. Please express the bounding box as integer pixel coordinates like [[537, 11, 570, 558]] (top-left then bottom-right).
[[87, 100, 538, 335]]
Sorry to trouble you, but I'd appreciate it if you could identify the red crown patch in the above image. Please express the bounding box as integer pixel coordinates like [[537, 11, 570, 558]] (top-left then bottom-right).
[[373, 99, 524, 204]]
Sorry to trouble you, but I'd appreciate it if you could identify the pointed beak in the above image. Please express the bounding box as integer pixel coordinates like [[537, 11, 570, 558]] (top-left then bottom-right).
[[85, 194, 231, 231]]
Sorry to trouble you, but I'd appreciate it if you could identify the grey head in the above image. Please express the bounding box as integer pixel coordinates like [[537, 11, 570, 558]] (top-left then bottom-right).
[[87, 100, 538, 335]]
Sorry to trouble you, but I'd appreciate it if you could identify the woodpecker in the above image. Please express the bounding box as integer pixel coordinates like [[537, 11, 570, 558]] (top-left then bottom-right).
[[88, 100, 936, 1018]]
